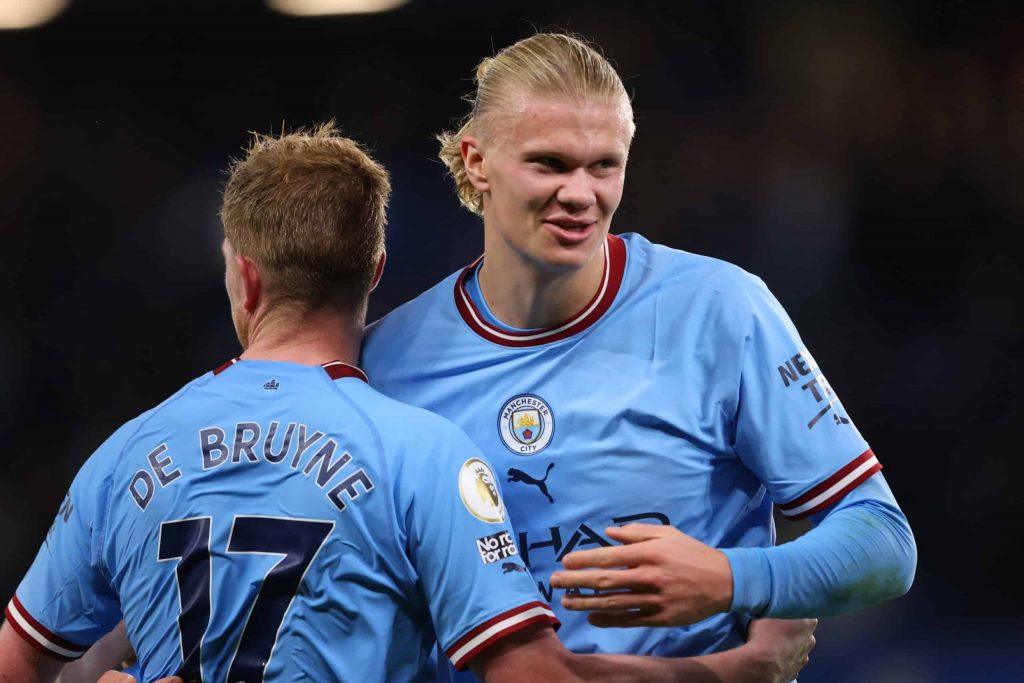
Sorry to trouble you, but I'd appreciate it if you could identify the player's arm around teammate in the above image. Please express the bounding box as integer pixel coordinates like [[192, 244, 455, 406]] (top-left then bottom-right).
[[471, 617, 816, 683]]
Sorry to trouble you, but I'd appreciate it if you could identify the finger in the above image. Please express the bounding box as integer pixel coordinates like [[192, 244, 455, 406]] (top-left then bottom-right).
[[604, 523, 675, 544], [97, 673, 136, 683], [560, 544, 644, 570], [587, 609, 669, 629], [561, 591, 660, 613], [549, 568, 652, 591]]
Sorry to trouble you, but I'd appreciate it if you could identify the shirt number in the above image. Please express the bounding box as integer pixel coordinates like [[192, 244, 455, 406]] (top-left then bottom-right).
[[157, 515, 334, 682]]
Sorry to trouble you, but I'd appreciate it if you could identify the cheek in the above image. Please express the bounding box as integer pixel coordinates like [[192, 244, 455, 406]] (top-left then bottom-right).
[[598, 179, 625, 211], [497, 175, 545, 211]]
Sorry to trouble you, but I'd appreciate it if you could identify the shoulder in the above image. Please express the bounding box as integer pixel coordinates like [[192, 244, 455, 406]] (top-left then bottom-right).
[[89, 371, 216, 472], [365, 269, 462, 346], [620, 232, 773, 314], [66, 372, 210, 517], [369, 390, 475, 455]]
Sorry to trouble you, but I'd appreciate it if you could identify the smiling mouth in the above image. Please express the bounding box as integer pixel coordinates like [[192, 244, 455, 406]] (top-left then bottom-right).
[[545, 221, 594, 232]]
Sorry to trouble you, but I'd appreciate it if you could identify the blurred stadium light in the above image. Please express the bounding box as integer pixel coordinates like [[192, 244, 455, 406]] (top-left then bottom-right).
[[267, 0, 409, 16], [0, 0, 69, 29]]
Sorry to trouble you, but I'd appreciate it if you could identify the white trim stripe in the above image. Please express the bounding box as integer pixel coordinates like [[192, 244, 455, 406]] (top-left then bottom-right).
[[458, 240, 610, 342], [449, 605, 556, 668], [779, 454, 881, 517], [5, 599, 85, 659]]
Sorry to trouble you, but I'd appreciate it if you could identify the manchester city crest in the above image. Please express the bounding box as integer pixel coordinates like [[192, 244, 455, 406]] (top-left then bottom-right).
[[498, 394, 555, 454]]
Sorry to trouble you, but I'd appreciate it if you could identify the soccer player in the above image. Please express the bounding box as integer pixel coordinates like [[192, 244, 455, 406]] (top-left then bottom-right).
[[1, 124, 815, 683], [361, 32, 917, 675]]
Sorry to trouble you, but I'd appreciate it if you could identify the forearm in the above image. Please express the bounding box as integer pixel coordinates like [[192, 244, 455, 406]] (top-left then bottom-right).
[[723, 476, 917, 617], [572, 647, 776, 683]]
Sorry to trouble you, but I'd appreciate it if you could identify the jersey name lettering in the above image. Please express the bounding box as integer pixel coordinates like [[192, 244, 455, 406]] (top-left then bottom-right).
[[128, 421, 374, 513]]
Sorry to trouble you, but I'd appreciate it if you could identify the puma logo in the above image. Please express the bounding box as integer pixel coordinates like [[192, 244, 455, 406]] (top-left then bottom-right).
[[502, 562, 526, 574], [507, 463, 555, 503]]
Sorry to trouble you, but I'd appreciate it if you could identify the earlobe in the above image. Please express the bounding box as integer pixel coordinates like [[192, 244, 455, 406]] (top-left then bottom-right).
[[461, 136, 488, 192]]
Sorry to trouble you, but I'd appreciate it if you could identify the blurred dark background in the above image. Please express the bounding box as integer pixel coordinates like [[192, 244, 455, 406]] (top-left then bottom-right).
[[2, 1, 1021, 680]]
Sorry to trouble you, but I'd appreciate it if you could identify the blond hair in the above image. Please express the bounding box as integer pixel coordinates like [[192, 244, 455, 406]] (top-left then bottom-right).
[[221, 122, 390, 311], [437, 32, 634, 215]]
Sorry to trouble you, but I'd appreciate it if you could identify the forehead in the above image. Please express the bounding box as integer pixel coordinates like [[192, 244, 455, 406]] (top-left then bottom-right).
[[488, 94, 633, 158]]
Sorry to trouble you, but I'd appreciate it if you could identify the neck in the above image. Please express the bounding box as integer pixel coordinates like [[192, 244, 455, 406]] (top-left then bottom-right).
[[477, 240, 606, 330], [240, 305, 362, 368]]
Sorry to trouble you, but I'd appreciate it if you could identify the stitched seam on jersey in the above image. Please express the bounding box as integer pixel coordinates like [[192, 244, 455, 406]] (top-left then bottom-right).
[[322, 376, 417, 589]]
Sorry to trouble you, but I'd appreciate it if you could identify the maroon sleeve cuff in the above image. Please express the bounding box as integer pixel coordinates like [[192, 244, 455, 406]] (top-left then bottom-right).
[[5, 594, 88, 662], [777, 448, 882, 520], [445, 601, 560, 671]]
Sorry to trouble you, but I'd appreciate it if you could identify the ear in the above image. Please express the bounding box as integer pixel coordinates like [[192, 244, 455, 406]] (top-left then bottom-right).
[[370, 250, 386, 292], [236, 254, 262, 313], [461, 135, 489, 192]]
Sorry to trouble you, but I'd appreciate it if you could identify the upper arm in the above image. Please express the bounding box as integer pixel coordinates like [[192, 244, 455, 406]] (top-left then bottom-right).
[[9, 436, 125, 664], [728, 276, 881, 518], [467, 623, 573, 683]]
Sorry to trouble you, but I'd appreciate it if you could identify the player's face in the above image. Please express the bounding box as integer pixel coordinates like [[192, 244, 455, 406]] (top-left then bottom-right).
[[476, 94, 631, 274]]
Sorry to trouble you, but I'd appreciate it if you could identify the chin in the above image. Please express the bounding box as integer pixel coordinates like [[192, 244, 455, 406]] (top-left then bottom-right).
[[533, 244, 599, 273]]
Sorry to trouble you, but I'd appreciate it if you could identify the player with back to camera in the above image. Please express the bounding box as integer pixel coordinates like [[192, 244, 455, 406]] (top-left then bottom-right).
[[361, 32, 918, 680], [0, 124, 815, 683]]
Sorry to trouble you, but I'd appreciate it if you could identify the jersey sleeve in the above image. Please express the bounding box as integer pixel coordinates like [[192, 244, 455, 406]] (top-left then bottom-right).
[[730, 275, 881, 519], [395, 419, 557, 671], [6, 428, 126, 661]]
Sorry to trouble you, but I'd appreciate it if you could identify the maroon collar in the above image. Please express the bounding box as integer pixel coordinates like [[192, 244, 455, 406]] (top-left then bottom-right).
[[212, 357, 239, 375], [320, 360, 369, 383], [212, 358, 368, 383], [454, 234, 626, 348]]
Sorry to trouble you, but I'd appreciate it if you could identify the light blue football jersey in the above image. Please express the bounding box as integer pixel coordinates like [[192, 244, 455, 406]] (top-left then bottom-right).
[[362, 233, 881, 665], [8, 360, 555, 682]]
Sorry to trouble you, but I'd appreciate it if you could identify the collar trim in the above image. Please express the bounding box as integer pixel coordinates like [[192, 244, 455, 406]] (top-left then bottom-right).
[[211, 358, 368, 383], [321, 361, 369, 383], [454, 234, 626, 348]]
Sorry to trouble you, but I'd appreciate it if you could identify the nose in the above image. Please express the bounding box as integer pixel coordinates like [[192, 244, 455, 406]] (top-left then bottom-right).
[[556, 168, 596, 211]]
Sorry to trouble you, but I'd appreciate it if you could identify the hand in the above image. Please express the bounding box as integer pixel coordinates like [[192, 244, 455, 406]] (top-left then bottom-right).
[[97, 674, 184, 683], [549, 523, 733, 627], [744, 618, 817, 683], [96, 674, 134, 683]]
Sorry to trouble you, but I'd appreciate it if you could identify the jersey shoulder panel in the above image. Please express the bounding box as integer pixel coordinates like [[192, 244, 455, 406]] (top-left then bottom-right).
[[365, 270, 462, 353], [620, 232, 767, 305], [363, 388, 481, 478], [618, 232, 770, 345]]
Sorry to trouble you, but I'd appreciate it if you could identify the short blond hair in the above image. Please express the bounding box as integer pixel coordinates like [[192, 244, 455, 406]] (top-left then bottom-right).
[[437, 32, 634, 215], [221, 122, 390, 311]]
